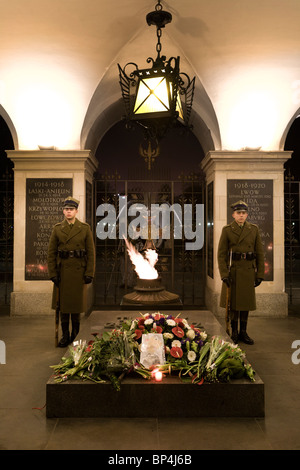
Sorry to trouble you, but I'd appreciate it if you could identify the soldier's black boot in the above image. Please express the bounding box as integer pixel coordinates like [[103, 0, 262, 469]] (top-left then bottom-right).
[[239, 311, 254, 345], [58, 314, 70, 348], [231, 320, 239, 344], [70, 314, 80, 343]]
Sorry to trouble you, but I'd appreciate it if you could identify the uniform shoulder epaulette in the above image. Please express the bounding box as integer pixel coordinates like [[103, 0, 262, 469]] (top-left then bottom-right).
[[54, 222, 62, 226]]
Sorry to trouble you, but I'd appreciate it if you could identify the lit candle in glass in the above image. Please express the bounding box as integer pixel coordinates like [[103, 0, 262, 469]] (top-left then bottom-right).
[[155, 370, 163, 382]]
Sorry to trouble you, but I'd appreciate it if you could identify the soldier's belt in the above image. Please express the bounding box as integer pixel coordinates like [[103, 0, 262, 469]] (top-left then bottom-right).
[[232, 251, 256, 261], [58, 250, 86, 259]]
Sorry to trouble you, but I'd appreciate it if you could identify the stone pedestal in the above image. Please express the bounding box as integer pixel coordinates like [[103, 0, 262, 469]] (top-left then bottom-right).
[[46, 310, 264, 418], [201, 150, 292, 318], [46, 373, 264, 418], [7, 150, 98, 316]]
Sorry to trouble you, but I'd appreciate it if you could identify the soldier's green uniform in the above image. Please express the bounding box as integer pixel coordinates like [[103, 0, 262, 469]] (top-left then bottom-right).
[[217, 200, 264, 344], [47, 197, 95, 347]]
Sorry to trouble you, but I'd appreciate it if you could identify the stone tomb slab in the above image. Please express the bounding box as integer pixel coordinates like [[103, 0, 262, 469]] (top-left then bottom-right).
[[46, 310, 264, 418]]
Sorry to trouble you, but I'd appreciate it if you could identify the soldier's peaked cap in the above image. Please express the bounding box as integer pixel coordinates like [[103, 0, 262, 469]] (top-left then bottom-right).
[[231, 200, 248, 211], [63, 197, 80, 208]]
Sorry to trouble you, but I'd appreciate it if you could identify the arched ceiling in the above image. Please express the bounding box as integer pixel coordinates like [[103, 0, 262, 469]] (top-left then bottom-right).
[[0, 0, 300, 152]]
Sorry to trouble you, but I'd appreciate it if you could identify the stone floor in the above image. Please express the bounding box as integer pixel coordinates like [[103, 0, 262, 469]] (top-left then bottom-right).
[[0, 306, 300, 451]]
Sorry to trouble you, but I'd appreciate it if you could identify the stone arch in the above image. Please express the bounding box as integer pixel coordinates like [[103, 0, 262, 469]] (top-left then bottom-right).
[[0, 105, 18, 150], [279, 108, 300, 151], [281, 110, 300, 178], [82, 53, 217, 307]]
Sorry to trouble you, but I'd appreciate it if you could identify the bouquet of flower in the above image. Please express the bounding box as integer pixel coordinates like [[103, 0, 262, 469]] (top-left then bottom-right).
[[51, 311, 256, 390], [123, 313, 255, 384], [125, 312, 208, 361], [51, 328, 136, 390]]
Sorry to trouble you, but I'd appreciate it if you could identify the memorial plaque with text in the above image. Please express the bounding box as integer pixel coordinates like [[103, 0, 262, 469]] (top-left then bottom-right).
[[227, 179, 273, 281], [25, 179, 73, 280]]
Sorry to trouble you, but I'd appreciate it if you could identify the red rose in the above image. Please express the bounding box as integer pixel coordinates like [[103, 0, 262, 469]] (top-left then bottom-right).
[[172, 326, 184, 338], [170, 347, 183, 358], [134, 329, 142, 339], [138, 325, 145, 330], [154, 314, 161, 321], [138, 318, 145, 326], [155, 326, 163, 333]]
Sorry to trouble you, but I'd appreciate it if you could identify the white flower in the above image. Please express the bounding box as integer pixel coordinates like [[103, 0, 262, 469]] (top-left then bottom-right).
[[165, 346, 170, 354], [200, 331, 207, 340], [130, 320, 137, 330], [181, 319, 190, 328], [171, 340, 181, 348], [144, 318, 154, 325], [186, 329, 195, 340], [187, 351, 196, 362], [163, 332, 174, 340], [166, 319, 176, 326]]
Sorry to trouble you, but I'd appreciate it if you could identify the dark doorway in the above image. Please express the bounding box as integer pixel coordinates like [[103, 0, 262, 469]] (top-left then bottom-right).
[[94, 121, 205, 181], [93, 121, 206, 308], [0, 116, 14, 313], [284, 116, 300, 308]]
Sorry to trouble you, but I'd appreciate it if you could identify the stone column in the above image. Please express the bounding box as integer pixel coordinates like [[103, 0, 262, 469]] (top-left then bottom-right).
[[201, 150, 292, 318], [7, 150, 98, 316]]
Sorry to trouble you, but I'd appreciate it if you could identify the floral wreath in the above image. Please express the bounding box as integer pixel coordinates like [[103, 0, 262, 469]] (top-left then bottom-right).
[[51, 312, 255, 391]]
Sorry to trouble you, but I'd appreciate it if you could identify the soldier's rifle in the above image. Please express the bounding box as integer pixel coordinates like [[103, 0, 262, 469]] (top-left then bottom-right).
[[225, 249, 232, 336], [55, 284, 60, 347]]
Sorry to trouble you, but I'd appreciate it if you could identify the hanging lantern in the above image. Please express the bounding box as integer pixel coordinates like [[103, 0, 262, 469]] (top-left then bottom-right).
[[118, 0, 195, 142]]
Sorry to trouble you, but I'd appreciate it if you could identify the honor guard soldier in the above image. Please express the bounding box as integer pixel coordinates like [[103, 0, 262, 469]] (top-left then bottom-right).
[[47, 197, 95, 347], [217, 200, 265, 344]]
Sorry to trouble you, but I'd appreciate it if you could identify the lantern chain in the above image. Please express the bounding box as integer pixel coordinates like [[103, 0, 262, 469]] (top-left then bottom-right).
[[156, 27, 162, 57], [155, 0, 163, 58]]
